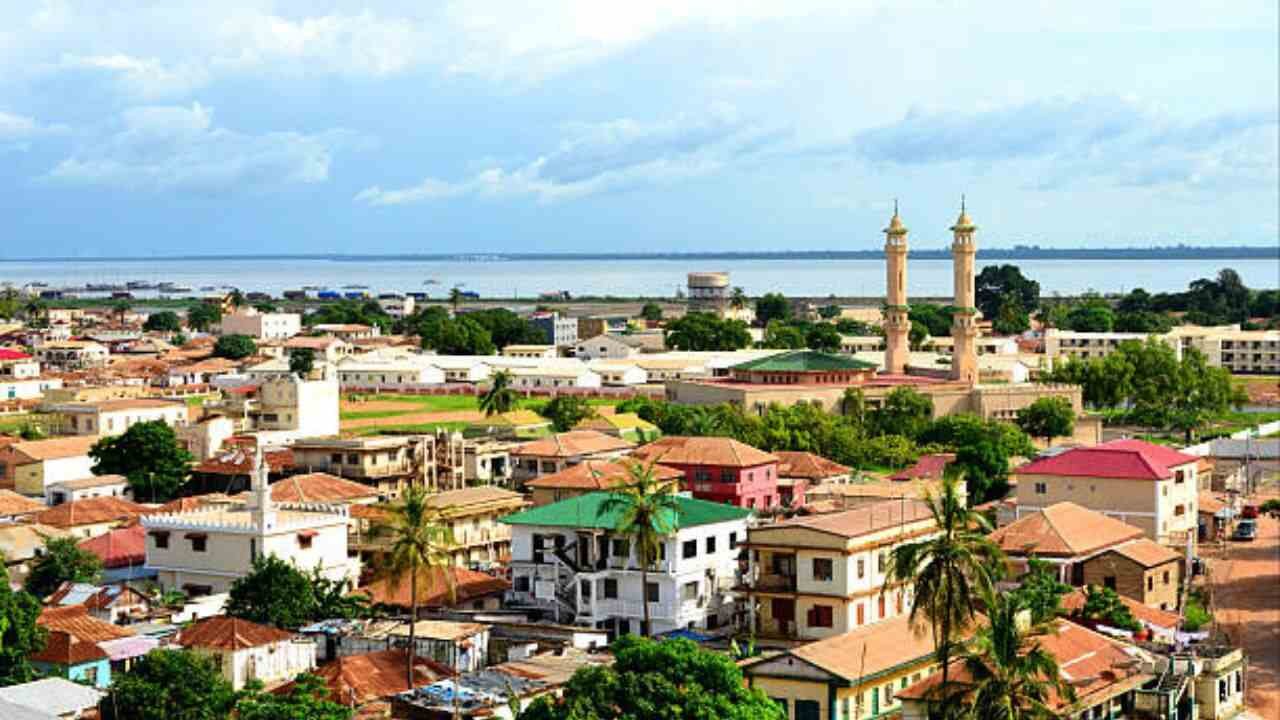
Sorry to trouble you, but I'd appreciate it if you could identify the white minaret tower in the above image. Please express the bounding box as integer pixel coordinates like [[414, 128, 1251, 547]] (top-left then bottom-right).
[[883, 200, 911, 374], [247, 443, 277, 532], [950, 196, 979, 385]]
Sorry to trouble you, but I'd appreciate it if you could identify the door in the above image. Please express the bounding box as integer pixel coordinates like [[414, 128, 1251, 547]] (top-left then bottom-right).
[[795, 699, 821, 720]]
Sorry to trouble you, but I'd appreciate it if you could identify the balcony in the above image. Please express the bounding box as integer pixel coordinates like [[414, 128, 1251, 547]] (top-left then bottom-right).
[[745, 572, 797, 593]]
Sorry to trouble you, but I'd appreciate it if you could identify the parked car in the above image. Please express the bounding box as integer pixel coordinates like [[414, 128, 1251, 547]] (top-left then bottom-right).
[[1232, 519, 1258, 541], [1241, 504, 1259, 519]]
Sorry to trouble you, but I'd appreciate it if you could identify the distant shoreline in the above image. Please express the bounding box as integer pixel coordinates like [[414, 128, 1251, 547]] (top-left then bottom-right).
[[2, 246, 1277, 263]]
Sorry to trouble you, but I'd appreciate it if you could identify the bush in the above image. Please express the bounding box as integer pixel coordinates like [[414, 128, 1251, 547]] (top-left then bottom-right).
[[1183, 589, 1212, 632]]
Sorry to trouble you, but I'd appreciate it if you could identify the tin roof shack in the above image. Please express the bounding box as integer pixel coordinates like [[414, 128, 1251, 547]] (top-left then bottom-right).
[[275, 649, 453, 715], [299, 618, 490, 674], [392, 648, 612, 720]]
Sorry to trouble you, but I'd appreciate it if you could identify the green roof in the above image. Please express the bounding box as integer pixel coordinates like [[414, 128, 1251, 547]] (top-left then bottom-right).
[[731, 350, 876, 373], [500, 491, 751, 530]]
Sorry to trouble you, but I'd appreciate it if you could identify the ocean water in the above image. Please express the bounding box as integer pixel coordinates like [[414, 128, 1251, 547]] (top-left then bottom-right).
[[0, 257, 1276, 299]]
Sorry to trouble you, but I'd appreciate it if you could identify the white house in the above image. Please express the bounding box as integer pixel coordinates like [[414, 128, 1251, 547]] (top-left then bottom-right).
[[508, 366, 602, 390], [377, 295, 416, 319], [425, 356, 493, 383], [586, 361, 648, 387], [503, 492, 751, 636], [336, 354, 446, 388], [46, 398, 188, 437], [177, 616, 316, 690], [574, 335, 639, 361], [45, 474, 131, 506], [0, 436, 100, 498], [0, 377, 63, 401], [217, 308, 302, 340], [0, 348, 41, 380], [502, 345, 558, 359]]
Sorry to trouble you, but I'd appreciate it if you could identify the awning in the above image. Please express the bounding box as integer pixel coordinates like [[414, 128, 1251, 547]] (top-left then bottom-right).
[[98, 635, 159, 661], [297, 530, 319, 539]]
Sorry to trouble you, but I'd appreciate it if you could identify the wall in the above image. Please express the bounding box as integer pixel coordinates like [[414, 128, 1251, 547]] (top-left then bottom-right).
[[1015, 469, 1198, 545], [16, 455, 96, 497], [1082, 553, 1181, 611]]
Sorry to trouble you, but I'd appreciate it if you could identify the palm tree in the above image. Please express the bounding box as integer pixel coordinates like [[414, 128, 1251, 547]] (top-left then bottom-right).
[[956, 589, 1073, 720], [599, 459, 682, 636], [883, 472, 1005, 709], [449, 287, 464, 312], [479, 370, 518, 417], [375, 485, 458, 686], [730, 286, 747, 310]]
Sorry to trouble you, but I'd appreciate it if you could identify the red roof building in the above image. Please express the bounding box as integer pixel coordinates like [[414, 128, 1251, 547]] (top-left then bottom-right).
[[890, 453, 955, 482], [632, 436, 782, 510], [357, 567, 510, 611], [1015, 440, 1199, 481], [77, 524, 146, 569]]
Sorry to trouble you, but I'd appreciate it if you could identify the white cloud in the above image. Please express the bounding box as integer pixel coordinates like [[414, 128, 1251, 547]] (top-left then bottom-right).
[[0, 109, 69, 152], [356, 107, 787, 205], [45, 102, 357, 191]]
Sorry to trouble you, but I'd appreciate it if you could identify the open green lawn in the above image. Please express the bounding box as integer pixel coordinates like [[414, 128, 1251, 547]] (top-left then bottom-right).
[[341, 393, 623, 420], [0, 413, 56, 435], [352, 421, 472, 436]]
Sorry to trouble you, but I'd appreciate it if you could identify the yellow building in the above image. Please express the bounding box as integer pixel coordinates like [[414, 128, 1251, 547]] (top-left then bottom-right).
[[350, 485, 527, 567], [742, 613, 945, 720], [743, 499, 938, 641]]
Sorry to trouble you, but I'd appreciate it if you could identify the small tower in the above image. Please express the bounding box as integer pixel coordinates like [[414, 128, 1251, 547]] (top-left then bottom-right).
[[950, 197, 978, 385], [246, 442, 277, 532], [883, 200, 911, 374]]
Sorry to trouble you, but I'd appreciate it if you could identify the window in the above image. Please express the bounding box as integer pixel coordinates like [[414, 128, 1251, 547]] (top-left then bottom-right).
[[346, 453, 359, 464], [1104, 576, 1116, 590], [807, 604, 834, 628], [611, 539, 630, 558], [812, 558, 833, 582], [532, 535, 546, 564], [682, 581, 699, 601], [330, 453, 342, 464], [1175, 470, 1186, 484], [706, 536, 717, 554], [297, 532, 314, 549], [187, 534, 207, 552], [1147, 576, 1153, 591], [720, 470, 735, 483], [682, 539, 698, 559], [604, 579, 618, 599], [646, 583, 659, 603], [1163, 570, 1170, 585], [1034, 482, 1047, 495], [877, 552, 886, 573], [729, 532, 738, 550], [150, 531, 170, 549], [82, 666, 99, 685], [514, 576, 530, 592], [857, 558, 865, 578], [1175, 504, 1185, 516]]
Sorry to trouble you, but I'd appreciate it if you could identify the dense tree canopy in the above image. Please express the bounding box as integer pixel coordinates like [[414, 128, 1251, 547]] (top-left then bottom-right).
[[90, 421, 194, 502], [24, 536, 103, 598], [235, 673, 353, 720], [1016, 396, 1076, 445], [754, 293, 791, 326], [640, 302, 663, 322], [538, 395, 597, 433], [213, 334, 257, 359], [804, 323, 842, 352], [225, 555, 368, 628], [761, 321, 805, 349], [0, 584, 45, 686], [518, 636, 783, 720], [186, 302, 222, 331], [101, 649, 239, 720], [976, 264, 1040, 323], [909, 304, 954, 337], [289, 347, 315, 376], [143, 310, 182, 332], [664, 313, 751, 351]]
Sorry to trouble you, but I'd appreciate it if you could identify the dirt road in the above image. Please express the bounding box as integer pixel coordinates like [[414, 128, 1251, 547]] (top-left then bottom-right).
[[1210, 498, 1280, 717]]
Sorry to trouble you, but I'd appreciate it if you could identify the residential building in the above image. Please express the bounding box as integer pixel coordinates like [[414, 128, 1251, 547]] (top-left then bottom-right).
[[212, 372, 340, 438], [255, 471, 381, 506], [502, 344, 558, 359], [1191, 645, 1248, 720], [576, 315, 630, 340], [587, 361, 648, 386], [742, 499, 937, 641], [503, 492, 751, 636], [351, 485, 526, 567], [336, 353, 446, 387], [426, 356, 492, 383], [189, 443, 296, 495], [282, 335, 352, 362], [176, 616, 315, 690], [0, 348, 40, 379], [281, 649, 451, 715], [0, 376, 63, 401], [177, 415, 236, 461], [29, 631, 114, 690], [686, 272, 731, 316], [529, 312, 578, 348], [1080, 537, 1183, 611], [804, 476, 958, 512], [45, 474, 131, 505], [46, 398, 188, 437], [46, 582, 151, 624], [462, 437, 515, 485], [0, 524, 72, 587], [742, 613, 950, 720], [510, 430, 634, 486], [571, 412, 661, 443], [77, 524, 152, 583], [631, 435, 782, 510], [217, 308, 301, 340], [1046, 324, 1279, 375], [508, 365, 602, 390], [35, 497, 149, 539], [1198, 329, 1280, 374], [312, 323, 380, 341], [0, 677, 103, 720], [1012, 439, 1200, 546], [890, 453, 955, 482], [34, 605, 143, 690], [142, 446, 359, 595], [377, 294, 416, 318], [35, 341, 109, 370], [574, 334, 638, 360], [358, 566, 510, 613], [524, 458, 684, 507], [0, 489, 46, 522], [773, 451, 851, 508], [290, 433, 465, 496], [0, 436, 107, 497]]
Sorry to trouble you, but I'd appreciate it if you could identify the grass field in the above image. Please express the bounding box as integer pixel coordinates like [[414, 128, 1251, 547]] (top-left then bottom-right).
[[351, 421, 473, 436], [0, 413, 56, 435], [339, 393, 623, 421]]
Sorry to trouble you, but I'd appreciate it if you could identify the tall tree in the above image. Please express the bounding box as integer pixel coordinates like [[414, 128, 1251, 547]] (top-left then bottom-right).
[[143, 310, 182, 332], [540, 395, 596, 432], [754, 293, 791, 326], [1008, 556, 1072, 624], [214, 334, 257, 359], [186, 302, 221, 332], [374, 485, 457, 686], [883, 473, 1004, 710], [761, 321, 805, 349], [0, 584, 45, 685], [730, 287, 748, 310], [975, 265, 1040, 322], [479, 370, 519, 417], [599, 460, 682, 636], [90, 421, 194, 502], [112, 299, 133, 326], [640, 302, 663, 322], [664, 313, 751, 351], [289, 347, 315, 377], [1015, 396, 1075, 446], [235, 673, 353, 720], [804, 323, 842, 352], [449, 287, 464, 311], [226, 554, 318, 629], [100, 648, 238, 720], [870, 387, 933, 439], [25, 536, 103, 598]]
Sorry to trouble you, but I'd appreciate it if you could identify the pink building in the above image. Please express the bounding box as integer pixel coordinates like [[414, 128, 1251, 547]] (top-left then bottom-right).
[[632, 436, 782, 510]]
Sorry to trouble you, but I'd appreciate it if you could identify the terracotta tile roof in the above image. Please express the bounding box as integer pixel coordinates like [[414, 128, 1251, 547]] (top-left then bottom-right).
[[150, 495, 223, 514], [29, 630, 108, 666], [1060, 588, 1181, 630], [0, 490, 46, 518], [77, 524, 146, 568], [84, 398, 183, 413], [1197, 491, 1228, 515], [756, 498, 934, 540], [237, 472, 377, 504], [772, 612, 971, 681], [1107, 538, 1181, 568], [512, 430, 634, 459], [807, 477, 949, 502], [525, 459, 683, 491], [358, 567, 509, 609], [988, 502, 1144, 558], [194, 447, 294, 476], [7, 436, 99, 462], [48, 474, 127, 491], [35, 497, 149, 529], [1015, 440, 1199, 481], [0, 524, 72, 562], [38, 605, 135, 642], [423, 485, 526, 513], [631, 436, 777, 468], [176, 616, 295, 650], [279, 649, 453, 707], [773, 451, 851, 480], [890, 453, 956, 481], [285, 336, 344, 350]]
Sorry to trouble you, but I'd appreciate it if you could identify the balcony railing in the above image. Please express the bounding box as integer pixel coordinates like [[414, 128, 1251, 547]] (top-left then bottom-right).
[[746, 573, 797, 593]]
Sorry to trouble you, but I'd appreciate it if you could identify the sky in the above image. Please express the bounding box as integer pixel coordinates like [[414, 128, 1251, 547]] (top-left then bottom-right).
[[0, 1, 1277, 258]]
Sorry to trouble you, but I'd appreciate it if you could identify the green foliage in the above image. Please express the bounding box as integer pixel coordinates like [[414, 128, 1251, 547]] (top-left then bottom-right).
[[920, 413, 1032, 504], [1016, 396, 1076, 444], [909, 320, 929, 350], [754, 292, 791, 326], [835, 318, 878, 335], [664, 312, 752, 351], [24, 536, 103, 598], [0, 289, 20, 320], [1113, 309, 1175, 333], [909, 304, 954, 337], [289, 347, 315, 376], [976, 265, 1040, 324], [143, 310, 182, 332], [0, 584, 45, 685], [101, 648, 238, 720], [761, 321, 805, 349], [186, 302, 222, 331], [539, 395, 597, 432], [993, 296, 1030, 335], [1260, 499, 1280, 514], [227, 555, 324, 629], [90, 420, 194, 502], [1079, 585, 1141, 632], [818, 304, 842, 319], [958, 588, 1073, 719], [466, 308, 547, 348], [305, 298, 392, 333], [235, 672, 353, 720], [804, 323, 842, 352], [479, 370, 519, 417], [1009, 557, 1072, 624], [870, 387, 933, 439], [417, 312, 497, 355], [1065, 296, 1115, 332], [518, 636, 784, 720], [640, 302, 663, 322], [213, 333, 257, 359]]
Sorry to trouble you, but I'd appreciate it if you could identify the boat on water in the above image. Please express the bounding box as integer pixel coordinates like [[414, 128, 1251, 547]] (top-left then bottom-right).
[[342, 284, 369, 289], [423, 279, 441, 285]]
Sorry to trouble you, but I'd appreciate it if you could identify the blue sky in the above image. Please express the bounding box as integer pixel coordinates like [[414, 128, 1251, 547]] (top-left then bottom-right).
[[1, 1, 1276, 257]]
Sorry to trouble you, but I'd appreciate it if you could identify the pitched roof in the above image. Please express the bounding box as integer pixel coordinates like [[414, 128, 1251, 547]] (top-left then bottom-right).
[[730, 350, 877, 372], [890, 453, 956, 481], [0, 524, 72, 562], [524, 459, 684, 491], [77, 524, 146, 568], [1014, 440, 1199, 480], [574, 413, 658, 433], [631, 436, 777, 468], [0, 348, 32, 360], [988, 502, 1144, 557], [475, 409, 549, 427], [357, 567, 510, 609], [756, 498, 934, 540], [6, 436, 99, 461], [29, 630, 108, 666], [194, 447, 295, 476], [35, 496, 148, 529], [1106, 538, 1181, 568], [1060, 588, 1181, 630], [0, 490, 46, 518], [176, 616, 295, 650], [38, 605, 135, 642], [47, 474, 128, 490], [773, 451, 851, 480], [512, 430, 634, 458], [1197, 492, 1228, 515], [0, 698, 59, 720], [279, 649, 454, 707], [255, 472, 378, 504], [150, 494, 227, 514], [0, 678, 103, 718], [501, 491, 751, 531], [83, 398, 183, 413], [423, 485, 526, 512], [775, 613, 951, 681]]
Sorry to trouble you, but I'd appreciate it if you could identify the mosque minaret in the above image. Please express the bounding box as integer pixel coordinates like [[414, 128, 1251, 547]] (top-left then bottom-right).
[[882, 201, 911, 375]]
